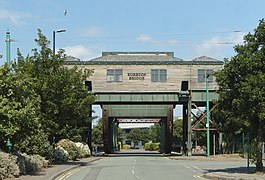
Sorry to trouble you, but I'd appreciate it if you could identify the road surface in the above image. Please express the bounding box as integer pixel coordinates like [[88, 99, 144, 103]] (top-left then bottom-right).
[[56, 150, 249, 180]]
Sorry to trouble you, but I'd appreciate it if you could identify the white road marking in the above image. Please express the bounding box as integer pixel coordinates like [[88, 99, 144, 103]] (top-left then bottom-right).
[[190, 165, 204, 172], [193, 174, 207, 179], [131, 159, 140, 179], [59, 167, 83, 180], [185, 165, 192, 169]]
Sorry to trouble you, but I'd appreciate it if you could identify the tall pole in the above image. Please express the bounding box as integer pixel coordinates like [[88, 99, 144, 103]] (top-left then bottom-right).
[[187, 95, 192, 156], [6, 29, 11, 64], [53, 29, 66, 55], [53, 31, 56, 55], [206, 75, 210, 157]]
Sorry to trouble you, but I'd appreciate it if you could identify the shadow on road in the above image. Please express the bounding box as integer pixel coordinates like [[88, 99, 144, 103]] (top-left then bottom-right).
[[109, 150, 162, 157], [206, 166, 259, 174]]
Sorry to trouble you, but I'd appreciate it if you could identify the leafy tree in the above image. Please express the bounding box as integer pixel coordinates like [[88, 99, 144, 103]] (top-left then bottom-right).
[[0, 29, 95, 155], [149, 123, 161, 142], [215, 19, 265, 171], [0, 63, 43, 152], [212, 105, 246, 154], [92, 119, 103, 145], [18, 29, 96, 144], [173, 118, 182, 144], [126, 128, 151, 144]]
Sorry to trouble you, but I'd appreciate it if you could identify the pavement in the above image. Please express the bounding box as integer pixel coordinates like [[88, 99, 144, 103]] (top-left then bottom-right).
[[8, 156, 103, 180], [168, 154, 265, 180], [7, 153, 265, 180]]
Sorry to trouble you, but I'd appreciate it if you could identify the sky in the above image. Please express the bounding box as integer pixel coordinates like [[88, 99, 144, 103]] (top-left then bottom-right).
[[0, 0, 264, 122]]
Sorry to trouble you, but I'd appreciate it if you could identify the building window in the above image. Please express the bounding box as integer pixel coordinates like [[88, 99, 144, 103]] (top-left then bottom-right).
[[151, 69, 167, 82], [198, 69, 214, 82], [107, 69, 123, 82]]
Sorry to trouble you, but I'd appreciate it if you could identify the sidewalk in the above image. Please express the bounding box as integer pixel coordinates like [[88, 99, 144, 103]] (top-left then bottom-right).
[[168, 154, 265, 180], [8, 156, 102, 180]]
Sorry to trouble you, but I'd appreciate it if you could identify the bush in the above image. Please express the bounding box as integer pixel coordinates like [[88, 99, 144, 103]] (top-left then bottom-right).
[[123, 144, 131, 149], [52, 146, 68, 164], [152, 143, 160, 151], [57, 139, 80, 160], [144, 142, 160, 151], [75, 142, 91, 158], [15, 153, 26, 175], [0, 152, 20, 179], [17, 153, 48, 174], [14, 130, 52, 158], [144, 143, 150, 150]]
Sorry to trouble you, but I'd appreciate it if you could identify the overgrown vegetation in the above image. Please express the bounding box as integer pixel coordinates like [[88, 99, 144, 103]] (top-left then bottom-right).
[[214, 19, 265, 172], [0, 29, 95, 178]]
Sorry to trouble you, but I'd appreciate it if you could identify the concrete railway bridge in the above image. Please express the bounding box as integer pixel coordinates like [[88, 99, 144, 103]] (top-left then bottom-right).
[[65, 52, 223, 155]]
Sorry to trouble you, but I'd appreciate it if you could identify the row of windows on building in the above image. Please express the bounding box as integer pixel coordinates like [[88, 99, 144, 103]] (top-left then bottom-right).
[[107, 69, 213, 82]]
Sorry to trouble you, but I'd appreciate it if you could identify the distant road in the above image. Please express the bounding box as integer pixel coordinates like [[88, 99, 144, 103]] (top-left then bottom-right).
[[56, 150, 248, 180]]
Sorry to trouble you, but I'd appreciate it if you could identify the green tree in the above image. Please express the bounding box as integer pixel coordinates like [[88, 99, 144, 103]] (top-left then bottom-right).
[[0, 63, 44, 153], [126, 128, 151, 145], [173, 118, 182, 144], [21, 29, 95, 144], [0, 29, 95, 155], [215, 19, 265, 171], [213, 105, 245, 154], [92, 119, 103, 145], [149, 123, 161, 142]]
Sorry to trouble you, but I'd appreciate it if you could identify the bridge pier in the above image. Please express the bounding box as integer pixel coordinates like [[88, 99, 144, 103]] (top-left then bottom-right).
[[165, 106, 173, 154], [103, 105, 111, 153]]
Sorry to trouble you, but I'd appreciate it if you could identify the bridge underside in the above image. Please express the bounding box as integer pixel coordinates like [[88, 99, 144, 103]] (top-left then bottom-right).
[[97, 91, 218, 154], [102, 104, 173, 154]]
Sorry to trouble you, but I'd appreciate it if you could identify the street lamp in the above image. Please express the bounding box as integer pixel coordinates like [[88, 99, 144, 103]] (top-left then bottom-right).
[[6, 29, 11, 64], [53, 29, 66, 55]]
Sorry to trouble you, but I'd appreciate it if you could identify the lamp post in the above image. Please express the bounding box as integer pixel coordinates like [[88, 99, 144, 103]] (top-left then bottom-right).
[[206, 74, 210, 157], [53, 29, 66, 55], [6, 29, 11, 64]]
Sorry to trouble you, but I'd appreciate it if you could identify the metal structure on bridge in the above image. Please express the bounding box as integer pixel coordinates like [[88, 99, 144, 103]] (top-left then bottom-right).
[[64, 52, 223, 154]]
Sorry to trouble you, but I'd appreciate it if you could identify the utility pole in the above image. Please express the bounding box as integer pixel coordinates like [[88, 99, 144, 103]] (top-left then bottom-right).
[[206, 74, 210, 157], [187, 95, 192, 156], [53, 29, 66, 55], [6, 29, 11, 64]]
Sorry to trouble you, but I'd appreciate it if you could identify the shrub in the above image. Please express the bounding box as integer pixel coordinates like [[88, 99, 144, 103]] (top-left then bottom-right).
[[75, 142, 91, 158], [144, 143, 150, 150], [14, 130, 52, 157], [17, 153, 48, 174], [144, 142, 160, 151], [0, 152, 20, 179], [123, 144, 131, 149], [15, 153, 26, 175], [57, 139, 80, 160], [52, 146, 68, 164], [152, 143, 160, 151]]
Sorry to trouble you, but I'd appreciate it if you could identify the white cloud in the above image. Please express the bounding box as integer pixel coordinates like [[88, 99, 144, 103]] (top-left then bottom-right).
[[136, 34, 163, 45], [136, 34, 155, 43], [64, 45, 101, 60], [0, 8, 30, 26], [78, 26, 105, 37], [195, 32, 245, 59], [136, 34, 178, 46]]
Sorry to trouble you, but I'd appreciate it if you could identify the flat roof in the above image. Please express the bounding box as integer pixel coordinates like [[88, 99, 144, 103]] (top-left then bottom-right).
[[64, 52, 223, 65]]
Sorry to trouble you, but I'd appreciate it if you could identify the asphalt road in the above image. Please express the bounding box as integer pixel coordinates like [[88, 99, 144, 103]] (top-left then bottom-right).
[[56, 150, 250, 180]]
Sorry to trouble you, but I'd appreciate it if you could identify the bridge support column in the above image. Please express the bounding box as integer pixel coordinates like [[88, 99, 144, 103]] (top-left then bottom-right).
[[160, 119, 166, 153], [110, 120, 119, 151], [88, 105, 92, 154], [102, 105, 111, 153], [165, 106, 173, 154], [182, 104, 188, 155], [187, 96, 192, 156]]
